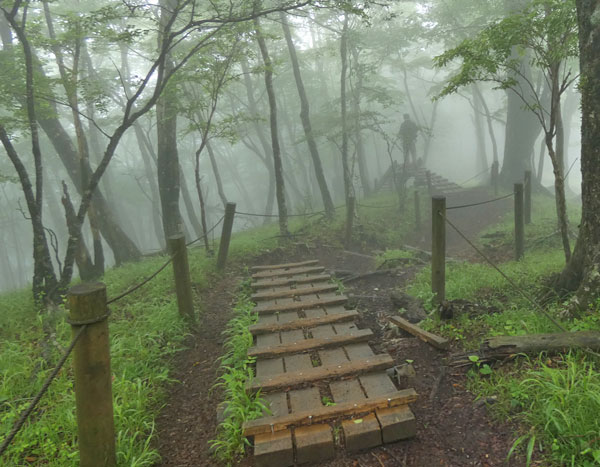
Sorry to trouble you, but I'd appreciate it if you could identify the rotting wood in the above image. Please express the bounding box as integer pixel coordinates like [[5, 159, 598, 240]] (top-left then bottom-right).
[[251, 259, 320, 271], [342, 250, 376, 260], [251, 283, 338, 301], [388, 315, 449, 350], [252, 274, 331, 290], [247, 354, 395, 393], [248, 329, 373, 358], [481, 331, 600, 358], [249, 310, 359, 335], [243, 389, 418, 437], [254, 295, 347, 315], [252, 265, 325, 279]]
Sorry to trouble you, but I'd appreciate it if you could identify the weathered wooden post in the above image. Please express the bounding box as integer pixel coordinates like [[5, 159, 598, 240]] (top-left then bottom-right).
[[345, 196, 355, 248], [432, 196, 446, 306], [68, 283, 116, 467], [491, 160, 499, 196], [426, 170, 433, 196], [514, 183, 525, 260], [524, 170, 532, 224], [168, 234, 195, 321], [217, 202, 236, 271], [414, 190, 421, 231]]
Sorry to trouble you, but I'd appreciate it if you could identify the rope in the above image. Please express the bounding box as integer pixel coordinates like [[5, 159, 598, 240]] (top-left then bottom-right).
[[107, 254, 175, 305], [446, 192, 514, 210], [358, 203, 397, 209], [234, 209, 326, 218], [459, 167, 490, 186], [186, 215, 225, 247], [65, 309, 112, 326], [0, 325, 87, 457], [440, 211, 566, 332]]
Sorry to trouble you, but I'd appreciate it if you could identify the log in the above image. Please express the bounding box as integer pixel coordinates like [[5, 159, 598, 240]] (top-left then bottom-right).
[[251, 260, 319, 271], [249, 310, 358, 335], [480, 331, 600, 358], [388, 315, 449, 350]]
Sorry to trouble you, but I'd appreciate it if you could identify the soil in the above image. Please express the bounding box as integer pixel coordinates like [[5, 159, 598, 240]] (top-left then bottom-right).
[[154, 187, 527, 467]]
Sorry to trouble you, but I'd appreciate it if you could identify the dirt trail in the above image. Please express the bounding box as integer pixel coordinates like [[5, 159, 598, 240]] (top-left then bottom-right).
[[154, 188, 522, 466]]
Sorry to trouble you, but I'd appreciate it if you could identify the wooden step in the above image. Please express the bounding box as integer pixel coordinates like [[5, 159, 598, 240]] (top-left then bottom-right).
[[254, 295, 347, 315], [248, 329, 373, 358], [249, 309, 358, 335], [247, 354, 394, 393], [252, 274, 331, 290], [243, 389, 418, 436], [252, 266, 325, 279], [252, 260, 320, 272], [251, 284, 338, 301]]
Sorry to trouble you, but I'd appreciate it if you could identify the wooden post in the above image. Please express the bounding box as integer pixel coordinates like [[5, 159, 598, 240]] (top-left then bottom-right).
[[68, 283, 116, 467], [491, 161, 499, 196], [414, 190, 421, 231], [426, 170, 433, 196], [168, 234, 195, 321], [431, 196, 446, 306], [514, 183, 525, 260], [524, 170, 532, 224], [217, 202, 236, 271], [345, 196, 355, 248]]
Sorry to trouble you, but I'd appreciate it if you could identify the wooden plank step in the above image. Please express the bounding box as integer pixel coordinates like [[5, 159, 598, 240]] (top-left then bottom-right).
[[251, 283, 339, 301], [252, 274, 331, 290], [252, 266, 325, 279], [254, 295, 347, 315], [248, 329, 373, 358], [247, 354, 394, 393], [243, 389, 418, 436], [249, 310, 358, 335], [388, 315, 450, 350], [252, 260, 319, 272]]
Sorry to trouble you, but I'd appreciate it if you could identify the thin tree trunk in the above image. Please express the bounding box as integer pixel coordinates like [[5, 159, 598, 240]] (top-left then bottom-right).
[[340, 15, 352, 203], [254, 17, 288, 236], [471, 83, 489, 174], [280, 12, 335, 217], [472, 83, 499, 164], [350, 46, 371, 197], [206, 141, 228, 207]]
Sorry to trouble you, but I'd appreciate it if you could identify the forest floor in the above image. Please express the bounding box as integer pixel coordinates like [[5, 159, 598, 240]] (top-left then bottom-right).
[[154, 187, 525, 467]]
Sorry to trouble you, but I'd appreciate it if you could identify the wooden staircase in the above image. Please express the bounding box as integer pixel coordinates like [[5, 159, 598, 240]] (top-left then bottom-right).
[[243, 260, 417, 466], [375, 163, 464, 195]]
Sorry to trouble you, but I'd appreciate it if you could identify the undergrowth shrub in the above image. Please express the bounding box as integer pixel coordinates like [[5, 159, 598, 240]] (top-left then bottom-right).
[[210, 282, 266, 465]]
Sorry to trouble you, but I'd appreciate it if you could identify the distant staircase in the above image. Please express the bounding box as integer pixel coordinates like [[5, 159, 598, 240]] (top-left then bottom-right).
[[374, 163, 464, 195]]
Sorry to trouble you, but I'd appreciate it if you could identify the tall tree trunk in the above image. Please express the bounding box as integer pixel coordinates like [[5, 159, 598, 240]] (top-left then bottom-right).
[[156, 0, 182, 239], [472, 83, 498, 165], [206, 141, 228, 207], [350, 46, 371, 197], [557, 0, 600, 305], [280, 12, 335, 217], [179, 163, 203, 239], [340, 15, 352, 203], [254, 18, 288, 236], [471, 83, 489, 174]]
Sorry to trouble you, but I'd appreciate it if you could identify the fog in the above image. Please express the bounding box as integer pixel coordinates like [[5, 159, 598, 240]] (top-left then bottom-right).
[[0, 0, 582, 294]]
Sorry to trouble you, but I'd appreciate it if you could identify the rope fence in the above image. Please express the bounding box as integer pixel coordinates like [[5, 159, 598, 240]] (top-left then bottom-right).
[[439, 210, 566, 332], [446, 192, 514, 210], [0, 325, 87, 457], [0, 214, 228, 458], [458, 167, 490, 186]]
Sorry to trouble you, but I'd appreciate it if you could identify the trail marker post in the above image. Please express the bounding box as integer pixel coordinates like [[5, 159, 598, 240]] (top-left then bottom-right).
[[524, 170, 532, 224], [414, 190, 421, 232], [514, 183, 525, 260], [431, 196, 446, 306], [345, 196, 355, 248], [168, 234, 195, 322], [217, 202, 236, 271], [68, 283, 116, 467]]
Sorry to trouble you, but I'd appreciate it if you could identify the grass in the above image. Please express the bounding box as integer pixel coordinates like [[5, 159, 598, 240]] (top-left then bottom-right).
[[209, 280, 266, 465]]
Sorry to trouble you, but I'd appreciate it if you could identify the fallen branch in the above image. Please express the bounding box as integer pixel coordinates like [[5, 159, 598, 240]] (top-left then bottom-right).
[[342, 268, 402, 284], [388, 315, 450, 350]]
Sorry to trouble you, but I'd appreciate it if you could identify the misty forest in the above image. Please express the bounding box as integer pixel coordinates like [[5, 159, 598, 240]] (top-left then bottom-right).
[[1, 0, 600, 465]]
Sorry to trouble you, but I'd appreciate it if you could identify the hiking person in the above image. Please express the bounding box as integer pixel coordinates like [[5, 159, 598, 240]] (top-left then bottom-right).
[[399, 113, 419, 167]]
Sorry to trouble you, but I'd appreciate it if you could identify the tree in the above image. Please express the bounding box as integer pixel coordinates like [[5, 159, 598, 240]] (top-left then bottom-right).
[[556, 0, 600, 309], [435, 0, 578, 263]]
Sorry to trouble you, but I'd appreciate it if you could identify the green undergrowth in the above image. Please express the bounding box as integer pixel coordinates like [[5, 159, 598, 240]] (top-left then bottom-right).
[[403, 191, 600, 466], [0, 254, 195, 466], [210, 279, 265, 465]]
